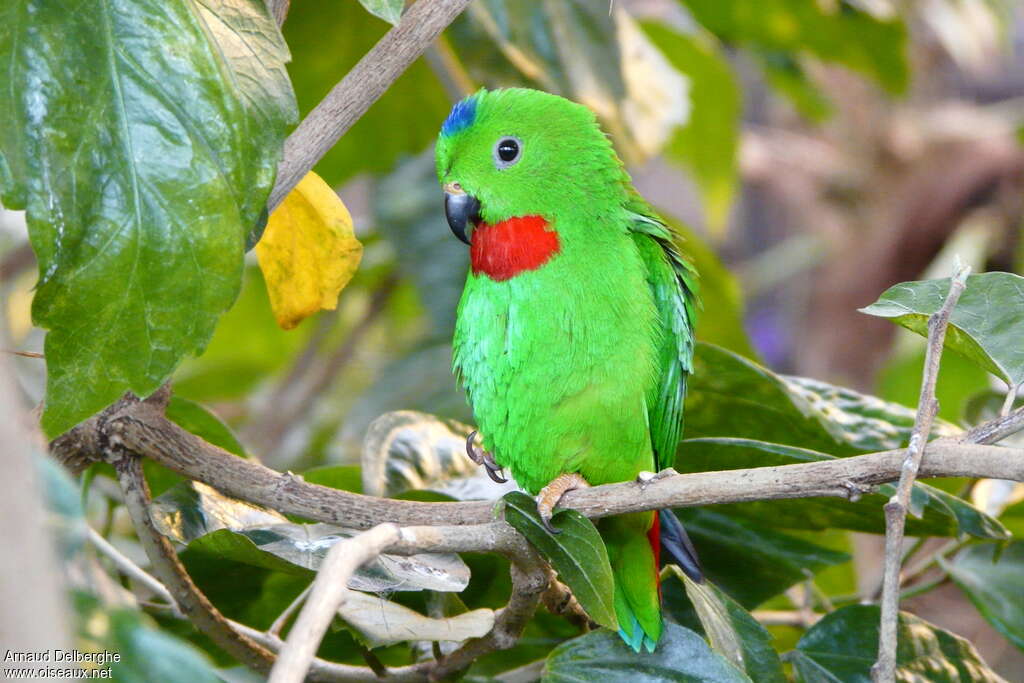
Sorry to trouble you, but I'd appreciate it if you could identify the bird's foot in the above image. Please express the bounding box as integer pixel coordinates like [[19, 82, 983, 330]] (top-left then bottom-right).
[[466, 430, 507, 483], [537, 473, 591, 534], [636, 467, 678, 489]]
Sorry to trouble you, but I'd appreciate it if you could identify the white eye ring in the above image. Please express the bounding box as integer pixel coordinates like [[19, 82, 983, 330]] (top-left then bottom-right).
[[493, 136, 522, 169]]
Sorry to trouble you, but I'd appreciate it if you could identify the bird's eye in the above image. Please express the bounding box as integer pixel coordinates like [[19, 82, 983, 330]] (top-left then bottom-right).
[[493, 137, 521, 168]]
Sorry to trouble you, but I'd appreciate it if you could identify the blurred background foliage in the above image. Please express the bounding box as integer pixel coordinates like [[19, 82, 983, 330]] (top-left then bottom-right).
[[2, 0, 1024, 678]]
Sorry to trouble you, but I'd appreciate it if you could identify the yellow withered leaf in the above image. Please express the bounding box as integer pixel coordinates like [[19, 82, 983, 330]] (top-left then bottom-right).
[[257, 172, 363, 330]]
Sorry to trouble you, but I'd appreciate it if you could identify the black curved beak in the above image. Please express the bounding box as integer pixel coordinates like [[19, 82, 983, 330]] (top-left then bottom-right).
[[444, 191, 481, 245]]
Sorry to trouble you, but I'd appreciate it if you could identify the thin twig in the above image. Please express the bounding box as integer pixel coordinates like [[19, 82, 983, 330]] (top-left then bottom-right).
[[1000, 383, 1020, 417], [872, 265, 970, 683], [115, 455, 277, 673], [86, 526, 181, 616], [751, 610, 823, 627], [268, 0, 474, 210], [268, 524, 402, 683], [266, 0, 289, 26], [962, 403, 1024, 445], [2, 349, 43, 359], [268, 584, 312, 637]]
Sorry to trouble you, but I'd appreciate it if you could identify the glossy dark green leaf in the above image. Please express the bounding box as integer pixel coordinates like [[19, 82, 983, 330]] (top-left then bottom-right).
[[861, 272, 1024, 388], [542, 623, 751, 682], [152, 481, 471, 592], [183, 528, 308, 575], [1, 0, 296, 436], [361, 410, 517, 500], [166, 396, 246, 457], [358, 0, 404, 25], [945, 542, 1024, 651], [677, 438, 1009, 540], [671, 571, 786, 683], [790, 604, 1005, 682], [878, 343, 992, 424], [678, 0, 907, 93], [963, 390, 1024, 434], [672, 509, 849, 607], [644, 23, 740, 233], [503, 491, 618, 630], [284, 0, 449, 186], [685, 343, 960, 456]]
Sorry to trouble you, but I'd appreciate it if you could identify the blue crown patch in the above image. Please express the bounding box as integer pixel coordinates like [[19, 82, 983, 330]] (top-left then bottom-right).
[[441, 94, 478, 137]]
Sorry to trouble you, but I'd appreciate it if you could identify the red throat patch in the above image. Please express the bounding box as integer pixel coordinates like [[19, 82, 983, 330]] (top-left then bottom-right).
[[470, 215, 560, 281]]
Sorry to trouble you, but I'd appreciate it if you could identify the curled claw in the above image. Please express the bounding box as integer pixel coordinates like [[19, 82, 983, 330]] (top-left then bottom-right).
[[466, 430, 508, 484]]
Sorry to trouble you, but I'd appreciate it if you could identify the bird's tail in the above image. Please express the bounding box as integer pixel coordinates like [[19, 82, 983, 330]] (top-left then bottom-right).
[[600, 510, 704, 653], [600, 511, 663, 653]]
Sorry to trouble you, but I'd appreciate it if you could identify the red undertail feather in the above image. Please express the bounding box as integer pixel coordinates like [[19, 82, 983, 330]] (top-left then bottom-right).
[[470, 215, 560, 281], [648, 512, 662, 599]]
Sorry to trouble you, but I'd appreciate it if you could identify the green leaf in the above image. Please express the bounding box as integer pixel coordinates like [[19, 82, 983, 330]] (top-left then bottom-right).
[[945, 542, 1024, 651], [542, 623, 751, 682], [502, 491, 618, 630], [453, 1, 687, 165], [72, 592, 218, 683], [153, 481, 471, 592], [861, 272, 1024, 388], [756, 50, 831, 121], [677, 438, 1009, 540], [790, 604, 1006, 682], [1, 0, 296, 436], [678, 0, 908, 94], [643, 23, 740, 234], [301, 464, 364, 493], [672, 509, 849, 607], [108, 608, 219, 683], [686, 343, 960, 456], [183, 528, 309, 575], [672, 571, 786, 683], [284, 0, 449, 186], [878, 342, 992, 424], [358, 0, 404, 25]]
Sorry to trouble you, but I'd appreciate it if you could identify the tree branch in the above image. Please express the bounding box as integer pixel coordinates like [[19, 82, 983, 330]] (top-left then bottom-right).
[[269, 524, 402, 683], [115, 454, 278, 673], [80, 401, 1024, 529], [962, 403, 1024, 445], [872, 264, 970, 683], [268, 0, 473, 210]]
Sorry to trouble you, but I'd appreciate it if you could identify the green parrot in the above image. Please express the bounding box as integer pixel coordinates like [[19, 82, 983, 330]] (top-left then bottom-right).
[[435, 87, 702, 652]]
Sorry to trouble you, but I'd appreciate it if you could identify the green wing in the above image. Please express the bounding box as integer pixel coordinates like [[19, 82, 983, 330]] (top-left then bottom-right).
[[626, 202, 699, 471]]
